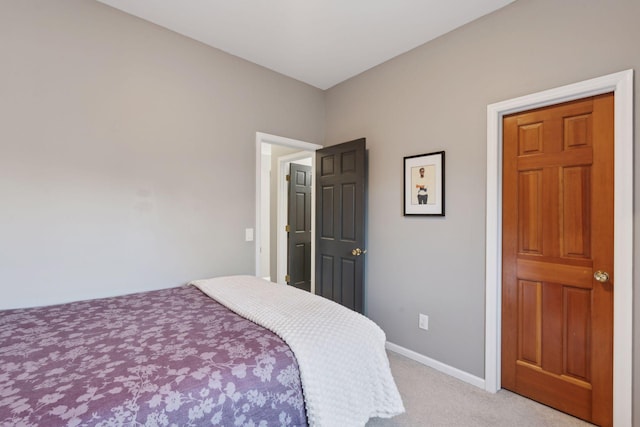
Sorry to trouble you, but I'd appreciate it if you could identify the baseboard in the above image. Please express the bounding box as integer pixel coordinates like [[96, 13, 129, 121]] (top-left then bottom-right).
[[386, 341, 486, 390]]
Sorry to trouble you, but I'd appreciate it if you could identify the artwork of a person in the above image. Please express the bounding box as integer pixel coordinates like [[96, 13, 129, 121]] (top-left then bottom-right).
[[415, 167, 428, 204]]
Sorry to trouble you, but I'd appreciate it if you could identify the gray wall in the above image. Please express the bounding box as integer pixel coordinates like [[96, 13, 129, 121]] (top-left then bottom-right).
[[0, 1, 324, 309], [324, 0, 638, 423]]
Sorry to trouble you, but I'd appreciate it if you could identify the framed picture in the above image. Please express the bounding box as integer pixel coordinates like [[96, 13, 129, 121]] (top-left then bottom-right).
[[403, 151, 445, 216]]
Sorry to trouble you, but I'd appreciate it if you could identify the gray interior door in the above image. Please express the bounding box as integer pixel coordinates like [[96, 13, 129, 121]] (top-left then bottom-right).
[[315, 138, 366, 313], [287, 163, 312, 291]]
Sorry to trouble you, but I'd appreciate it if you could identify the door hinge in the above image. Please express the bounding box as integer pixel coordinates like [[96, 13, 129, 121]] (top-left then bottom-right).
[[285, 224, 290, 232], [286, 174, 290, 181], [285, 274, 290, 282]]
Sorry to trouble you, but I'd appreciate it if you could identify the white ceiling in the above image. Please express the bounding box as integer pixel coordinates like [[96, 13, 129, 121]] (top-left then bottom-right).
[[97, 0, 515, 90]]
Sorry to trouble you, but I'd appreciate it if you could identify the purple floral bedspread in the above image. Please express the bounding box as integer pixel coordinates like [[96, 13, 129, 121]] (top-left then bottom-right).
[[0, 286, 307, 427]]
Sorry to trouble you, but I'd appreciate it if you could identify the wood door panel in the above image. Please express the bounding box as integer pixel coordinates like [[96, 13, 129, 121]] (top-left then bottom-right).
[[502, 94, 613, 426], [518, 280, 542, 365], [541, 282, 563, 375], [518, 122, 544, 155], [564, 287, 591, 381], [515, 362, 592, 421], [518, 170, 543, 254], [564, 114, 592, 150], [562, 166, 591, 258]]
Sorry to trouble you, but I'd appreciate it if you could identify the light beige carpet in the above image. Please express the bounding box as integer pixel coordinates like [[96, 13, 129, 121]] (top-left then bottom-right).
[[366, 351, 593, 426]]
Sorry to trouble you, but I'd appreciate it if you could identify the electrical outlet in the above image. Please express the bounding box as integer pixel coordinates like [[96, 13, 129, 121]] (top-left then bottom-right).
[[419, 313, 429, 330]]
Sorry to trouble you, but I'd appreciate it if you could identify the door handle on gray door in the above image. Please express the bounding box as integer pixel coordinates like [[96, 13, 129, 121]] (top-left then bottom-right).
[[351, 248, 367, 256]]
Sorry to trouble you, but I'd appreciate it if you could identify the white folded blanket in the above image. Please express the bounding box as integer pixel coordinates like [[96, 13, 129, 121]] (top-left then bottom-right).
[[190, 275, 405, 427]]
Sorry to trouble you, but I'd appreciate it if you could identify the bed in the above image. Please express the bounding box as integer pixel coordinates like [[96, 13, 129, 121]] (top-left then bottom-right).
[[0, 275, 404, 426]]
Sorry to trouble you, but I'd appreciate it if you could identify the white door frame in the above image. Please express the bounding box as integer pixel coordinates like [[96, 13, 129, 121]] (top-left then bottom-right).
[[484, 69, 633, 426], [254, 132, 322, 285], [276, 152, 313, 288]]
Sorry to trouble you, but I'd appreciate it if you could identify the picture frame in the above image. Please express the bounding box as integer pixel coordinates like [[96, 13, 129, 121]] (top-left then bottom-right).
[[403, 151, 445, 216]]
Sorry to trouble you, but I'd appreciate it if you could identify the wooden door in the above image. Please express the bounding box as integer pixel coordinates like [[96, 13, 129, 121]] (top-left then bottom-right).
[[315, 138, 366, 313], [287, 163, 312, 291], [502, 94, 614, 426]]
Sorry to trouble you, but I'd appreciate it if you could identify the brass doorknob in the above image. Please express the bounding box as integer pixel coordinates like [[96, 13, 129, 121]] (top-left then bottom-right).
[[593, 270, 610, 283], [351, 248, 367, 256]]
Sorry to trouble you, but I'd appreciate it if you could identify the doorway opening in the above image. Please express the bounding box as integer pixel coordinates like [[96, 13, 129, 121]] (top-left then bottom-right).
[[254, 132, 322, 290], [484, 70, 633, 425]]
